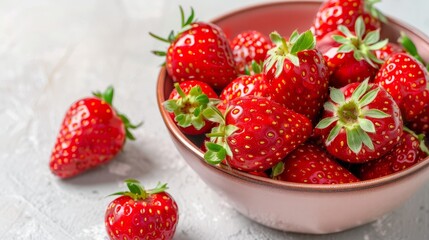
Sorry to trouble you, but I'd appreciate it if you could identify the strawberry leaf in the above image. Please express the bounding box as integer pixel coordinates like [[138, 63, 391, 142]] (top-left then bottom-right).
[[359, 118, 376, 133], [290, 30, 315, 54], [326, 123, 342, 144], [204, 142, 227, 165], [332, 35, 349, 45], [315, 116, 338, 129], [367, 39, 389, 51], [347, 128, 363, 154], [351, 78, 369, 101], [399, 32, 426, 65], [356, 127, 375, 150], [363, 109, 390, 118], [324, 101, 337, 113], [363, 29, 380, 45], [337, 44, 355, 53], [359, 87, 380, 107], [271, 161, 285, 178], [354, 17, 365, 40], [163, 100, 178, 112], [203, 106, 225, 124], [330, 87, 346, 104], [289, 30, 300, 44]]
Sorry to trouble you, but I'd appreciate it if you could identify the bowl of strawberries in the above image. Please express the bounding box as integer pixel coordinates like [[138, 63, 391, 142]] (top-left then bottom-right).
[[155, 0, 429, 234]]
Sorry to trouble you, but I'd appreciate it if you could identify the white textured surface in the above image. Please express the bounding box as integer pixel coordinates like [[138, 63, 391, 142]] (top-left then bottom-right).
[[1, 0, 429, 239]]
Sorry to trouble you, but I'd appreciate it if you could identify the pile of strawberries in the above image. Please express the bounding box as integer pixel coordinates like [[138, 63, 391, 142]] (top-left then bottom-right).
[[156, 1, 429, 184]]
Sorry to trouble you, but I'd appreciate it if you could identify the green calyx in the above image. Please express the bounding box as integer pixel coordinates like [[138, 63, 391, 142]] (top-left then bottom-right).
[[93, 86, 142, 141], [315, 79, 390, 154], [364, 0, 387, 23], [202, 106, 239, 165], [333, 16, 388, 68], [109, 179, 168, 201], [271, 161, 285, 178], [163, 83, 219, 130], [264, 30, 316, 77], [150, 6, 195, 59]]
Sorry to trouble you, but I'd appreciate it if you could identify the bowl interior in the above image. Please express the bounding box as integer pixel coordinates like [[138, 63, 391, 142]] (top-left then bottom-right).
[[158, 0, 429, 192]]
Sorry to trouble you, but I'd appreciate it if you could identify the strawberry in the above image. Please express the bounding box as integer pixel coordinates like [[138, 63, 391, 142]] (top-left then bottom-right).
[[202, 96, 312, 172], [263, 30, 329, 122], [220, 62, 269, 102], [230, 30, 273, 75], [315, 79, 403, 163], [358, 128, 429, 180], [273, 143, 359, 184], [317, 16, 388, 88], [151, 7, 237, 90], [312, 0, 384, 40], [374, 53, 429, 122], [49, 86, 140, 178], [163, 80, 219, 135], [105, 179, 178, 240], [374, 42, 404, 62]]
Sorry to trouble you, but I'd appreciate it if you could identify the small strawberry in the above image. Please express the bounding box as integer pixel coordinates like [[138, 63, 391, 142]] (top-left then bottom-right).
[[105, 179, 178, 240], [230, 30, 273, 75], [220, 62, 269, 102], [164, 80, 219, 135], [273, 143, 359, 184], [50, 86, 140, 179], [374, 42, 405, 62], [315, 79, 403, 163], [151, 7, 237, 90], [358, 128, 429, 180], [317, 16, 388, 88], [202, 96, 312, 172], [312, 0, 384, 40], [374, 53, 429, 122], [263, 30, 330, 122]]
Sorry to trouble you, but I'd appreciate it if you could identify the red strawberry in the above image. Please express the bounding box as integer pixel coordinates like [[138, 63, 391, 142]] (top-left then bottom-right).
[[312, 0, 384, 40], [317, 16, 388, 88], [374, 42, 405, 62], [220, 62, 269, 102], [105, 179, 178, 240], [49, 87, 140, 178], [151, 7, 237, 90], [315, 79, 403, 163], [202, 96, 312, 172], [374, 53, 429, 122], [231, 30, 273, 75], [164, 80, 219, 135], [409, 107, 429, 135], [263, 30, 329, 122], [359, 128, 429, 180], [273, 143, 359, 184]]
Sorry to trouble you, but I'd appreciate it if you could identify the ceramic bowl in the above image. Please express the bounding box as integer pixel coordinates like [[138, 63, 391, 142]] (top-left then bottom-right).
[[156, 1, 429, 234]]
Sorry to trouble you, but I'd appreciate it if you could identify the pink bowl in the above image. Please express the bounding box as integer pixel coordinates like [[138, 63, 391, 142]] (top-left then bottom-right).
[[156, 1, 429, 234]]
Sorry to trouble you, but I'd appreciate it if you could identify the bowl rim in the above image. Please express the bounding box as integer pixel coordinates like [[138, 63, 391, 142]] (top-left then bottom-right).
[[156, 0, 429, 193]]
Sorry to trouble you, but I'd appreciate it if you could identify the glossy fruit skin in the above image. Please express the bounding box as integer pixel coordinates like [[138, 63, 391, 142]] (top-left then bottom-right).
[[276, 143, 359, 184], [374, 42, 405, 62], [50, 98, 125, 178], [317, 30, 379, 88], [316, 83, 403, 163], [313, 0, 380, 40], [358, 131, 428, 180], [220, 74, 269, 102], [231, 30, 273, 74], [374, 53, 429, 122], [168, 80, 218, 135], [105, 193, 178, 240], [409, 106, 429, 135], [264, 49, 329, 122], [224, 96, 312, 172], [166, 22, 237, 90]]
